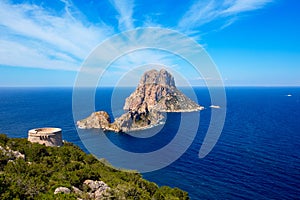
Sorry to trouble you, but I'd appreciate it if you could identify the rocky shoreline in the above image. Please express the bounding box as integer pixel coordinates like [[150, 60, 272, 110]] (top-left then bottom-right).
[[77, 69, 204, 132]]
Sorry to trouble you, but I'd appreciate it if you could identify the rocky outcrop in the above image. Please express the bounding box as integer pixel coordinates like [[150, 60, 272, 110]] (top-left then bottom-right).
[[54, 180, 111, 199], [77, 69, 203, 132], [77, 111, 121, 132], [54, 187, 71, 194], [83, 180, 111, 199], [0, 145, 25, 160]]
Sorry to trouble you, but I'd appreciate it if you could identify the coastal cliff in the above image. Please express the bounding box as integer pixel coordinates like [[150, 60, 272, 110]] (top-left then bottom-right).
[[77, 69, 203, 132]]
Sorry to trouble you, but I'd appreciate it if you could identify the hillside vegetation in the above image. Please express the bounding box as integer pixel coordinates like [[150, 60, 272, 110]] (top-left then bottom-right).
[[0, 134, 189, 200]]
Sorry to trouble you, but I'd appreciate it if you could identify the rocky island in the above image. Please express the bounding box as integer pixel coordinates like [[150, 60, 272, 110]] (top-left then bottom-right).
[[77, 69, 204, 132]]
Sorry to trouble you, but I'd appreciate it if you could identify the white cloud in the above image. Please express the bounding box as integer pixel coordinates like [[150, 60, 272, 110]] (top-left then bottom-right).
[[0, 0, 273, 75], [178, 0, 220, 32], [177, 0, 273, 33], [0, 0, 113, 71], [0, 40, 78, 71], [223, 0, 273, 14], [109, 0, 135, 31]]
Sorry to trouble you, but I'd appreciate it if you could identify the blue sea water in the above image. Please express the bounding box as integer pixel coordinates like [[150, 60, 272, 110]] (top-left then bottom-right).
[[0, 87, 300, 199]]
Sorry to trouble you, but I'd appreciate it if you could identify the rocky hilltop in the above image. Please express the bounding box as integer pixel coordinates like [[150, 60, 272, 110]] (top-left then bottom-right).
[[77, 69, 204, 132]]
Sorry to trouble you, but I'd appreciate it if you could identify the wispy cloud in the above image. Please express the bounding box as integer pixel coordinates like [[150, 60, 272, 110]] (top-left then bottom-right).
[[0, 0, 113, 71], [109, 0, 135, 31], [0, 0, 272, 74], [222, 0, 273, 14], [177, 0, 273, 34], [178, 0, 220, 32], [0, 39, 78, 71]]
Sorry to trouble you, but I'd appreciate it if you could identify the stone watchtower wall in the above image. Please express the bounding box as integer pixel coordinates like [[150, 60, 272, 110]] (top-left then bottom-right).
[[28, 128, 63, 147]]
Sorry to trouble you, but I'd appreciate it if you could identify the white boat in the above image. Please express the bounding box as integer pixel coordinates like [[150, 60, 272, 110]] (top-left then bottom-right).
[[210, 105, 221, 109]]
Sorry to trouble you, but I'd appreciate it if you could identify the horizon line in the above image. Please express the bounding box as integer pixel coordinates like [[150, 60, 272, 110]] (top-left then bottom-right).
[[1, 85, 299, 88]]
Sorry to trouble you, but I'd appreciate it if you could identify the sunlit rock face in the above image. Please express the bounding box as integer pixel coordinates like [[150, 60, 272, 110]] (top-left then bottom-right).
[[124, 69, 203, 112]]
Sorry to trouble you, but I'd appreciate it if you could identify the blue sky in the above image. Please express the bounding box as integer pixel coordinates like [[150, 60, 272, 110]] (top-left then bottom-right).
[[0, 0, 299, 86]]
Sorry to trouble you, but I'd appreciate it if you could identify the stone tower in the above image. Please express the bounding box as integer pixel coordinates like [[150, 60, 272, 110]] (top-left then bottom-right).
[[28, 128, 63, 147]]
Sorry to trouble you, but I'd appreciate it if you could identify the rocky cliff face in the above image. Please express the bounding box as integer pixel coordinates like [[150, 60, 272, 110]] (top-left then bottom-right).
[[124, 69, 203, 112], [77, 69, 203, 132]]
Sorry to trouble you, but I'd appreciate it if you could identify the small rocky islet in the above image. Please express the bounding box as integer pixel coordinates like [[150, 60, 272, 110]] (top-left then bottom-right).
[[77, 69, 204, 132]]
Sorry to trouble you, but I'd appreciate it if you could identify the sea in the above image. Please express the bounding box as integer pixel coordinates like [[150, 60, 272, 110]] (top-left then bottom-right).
[[0, 87, 299, 200]]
